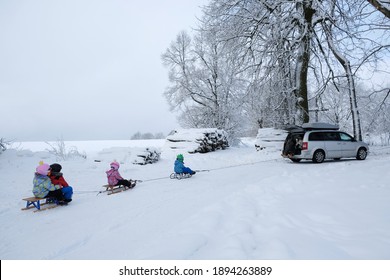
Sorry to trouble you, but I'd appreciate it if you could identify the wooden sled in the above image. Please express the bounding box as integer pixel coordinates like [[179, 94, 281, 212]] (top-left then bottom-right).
[[21, 197, 59, 212], [170, 173, 192, 180], [102, 180, 138, 195], [103, 184, 129, 195]]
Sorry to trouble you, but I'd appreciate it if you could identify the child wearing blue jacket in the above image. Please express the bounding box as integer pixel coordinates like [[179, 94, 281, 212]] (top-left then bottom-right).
[[174, 154, 196, 175]]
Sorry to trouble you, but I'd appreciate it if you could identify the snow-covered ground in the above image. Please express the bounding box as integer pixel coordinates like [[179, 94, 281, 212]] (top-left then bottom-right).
[[1, 138, 390, 260]]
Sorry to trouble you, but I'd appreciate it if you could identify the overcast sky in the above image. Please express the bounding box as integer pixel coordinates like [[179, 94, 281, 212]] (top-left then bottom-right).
[[0, 0, 208, 141]]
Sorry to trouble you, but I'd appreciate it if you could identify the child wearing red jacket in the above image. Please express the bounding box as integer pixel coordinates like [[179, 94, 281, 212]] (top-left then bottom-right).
[[49, 163, 73, 203]]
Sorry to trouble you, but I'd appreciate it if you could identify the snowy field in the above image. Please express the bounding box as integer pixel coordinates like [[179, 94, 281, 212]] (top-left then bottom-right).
[[1, 138, 390, 260]]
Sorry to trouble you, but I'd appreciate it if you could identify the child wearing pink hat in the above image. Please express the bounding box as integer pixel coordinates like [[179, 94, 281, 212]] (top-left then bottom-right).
[[33, 161, 67, 205], [105, 161, 136, 189]]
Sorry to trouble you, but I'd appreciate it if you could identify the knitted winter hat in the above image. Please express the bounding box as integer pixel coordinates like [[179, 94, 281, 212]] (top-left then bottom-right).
[[176, 154, 184, 162], [110, 161, 120, 170], [36, 161, 50, 175], [50, 163, 62, 173]]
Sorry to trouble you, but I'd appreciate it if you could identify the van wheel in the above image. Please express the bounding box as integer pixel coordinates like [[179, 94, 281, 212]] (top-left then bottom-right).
[[290, 158, 302, 163], [356, 148, 367, 160], [312, 150, 325, 163]]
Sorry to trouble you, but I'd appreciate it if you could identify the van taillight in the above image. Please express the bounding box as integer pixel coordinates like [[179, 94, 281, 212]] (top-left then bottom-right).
[[302, 142, 308, 150]]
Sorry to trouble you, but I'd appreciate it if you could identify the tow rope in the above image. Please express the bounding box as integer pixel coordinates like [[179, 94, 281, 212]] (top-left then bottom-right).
[[74, 157, 282, 195]]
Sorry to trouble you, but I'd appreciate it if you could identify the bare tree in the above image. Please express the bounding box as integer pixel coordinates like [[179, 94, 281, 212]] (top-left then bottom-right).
[[314, 0, 390, 140], [162, 28, 248, 140], [45, 137, 86, 160], [363, 87, 390, 144], [321, 1, 362, 140]]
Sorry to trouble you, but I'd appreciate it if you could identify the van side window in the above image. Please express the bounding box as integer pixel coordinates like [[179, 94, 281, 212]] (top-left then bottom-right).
[[339, 132, 353, 141], [324, 132, 340, 141], [308, 132, 325, 141]]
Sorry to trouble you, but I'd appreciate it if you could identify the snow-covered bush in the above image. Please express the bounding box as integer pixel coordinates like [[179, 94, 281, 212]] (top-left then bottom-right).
[[0, 138, 10, 154], [133, 148, 161, 165], [166, 128, 229, 154], [255, 128, 288, 152], [45, 138, 87, 160]]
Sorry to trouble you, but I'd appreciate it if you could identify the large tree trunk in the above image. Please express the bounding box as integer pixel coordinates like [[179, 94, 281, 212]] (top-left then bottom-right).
[[295, 1, 316, 124], [367, 0, 390, 19]]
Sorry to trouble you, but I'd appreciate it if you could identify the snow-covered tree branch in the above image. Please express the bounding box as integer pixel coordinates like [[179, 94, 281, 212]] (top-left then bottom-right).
[[367, 0, 390, 18]]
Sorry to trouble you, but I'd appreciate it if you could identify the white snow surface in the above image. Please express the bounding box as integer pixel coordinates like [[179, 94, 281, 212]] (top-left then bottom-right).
[[1, 137, 390, 260]]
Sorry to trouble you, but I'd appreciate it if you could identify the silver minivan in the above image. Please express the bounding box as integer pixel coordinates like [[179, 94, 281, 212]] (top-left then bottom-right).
[[282, 123, 369, 163]]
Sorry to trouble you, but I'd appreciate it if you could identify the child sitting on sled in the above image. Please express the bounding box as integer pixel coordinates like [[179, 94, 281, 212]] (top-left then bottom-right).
[[106, 161, 136, 189], [174, 154, 196, 175], [49, 163, 73, 203], [33, 161, 67, 205]]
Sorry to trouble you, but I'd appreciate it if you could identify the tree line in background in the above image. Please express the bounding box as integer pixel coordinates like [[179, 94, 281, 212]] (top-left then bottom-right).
[[162, 0, 390, 143]]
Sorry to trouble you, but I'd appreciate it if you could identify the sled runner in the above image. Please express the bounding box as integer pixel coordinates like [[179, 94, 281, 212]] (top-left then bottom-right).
[[103, 184, 128, 195], [170, 173, 192, 180], [21, 197, 59, 212]]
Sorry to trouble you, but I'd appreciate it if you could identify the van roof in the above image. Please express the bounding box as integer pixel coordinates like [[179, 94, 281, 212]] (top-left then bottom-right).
[[302, 122, 339, 130], [284, 122, 339, 133]]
